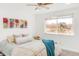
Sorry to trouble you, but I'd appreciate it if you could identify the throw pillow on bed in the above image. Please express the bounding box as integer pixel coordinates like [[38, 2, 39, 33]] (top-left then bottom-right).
[[7, 35, 16, 44], [15, 37, 32, 44]]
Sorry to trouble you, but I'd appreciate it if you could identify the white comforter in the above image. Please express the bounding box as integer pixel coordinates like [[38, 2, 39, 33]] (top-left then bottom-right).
[[11, 40, 62, 56]]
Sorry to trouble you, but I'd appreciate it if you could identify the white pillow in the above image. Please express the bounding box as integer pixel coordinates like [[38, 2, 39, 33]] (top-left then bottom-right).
[[15, 37, 32, 44], [7, 35, 16, 44]]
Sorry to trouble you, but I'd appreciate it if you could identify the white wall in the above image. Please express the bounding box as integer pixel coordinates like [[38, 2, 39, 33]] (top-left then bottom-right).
[[0, 4, 36, 41], [35, 6, 79, 52]]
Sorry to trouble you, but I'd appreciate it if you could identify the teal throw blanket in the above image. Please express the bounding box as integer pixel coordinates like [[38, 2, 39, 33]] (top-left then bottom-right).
[[42, 39, 55, 56]]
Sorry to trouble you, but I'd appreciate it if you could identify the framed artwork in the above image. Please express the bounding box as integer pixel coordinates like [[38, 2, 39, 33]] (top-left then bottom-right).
[[24, 20, 27, 28], [15, 19, 19, 28], [3, 18, 8, 28], [19, 20, 27, 28], [19, 20, 25, 28], [3, 17, 28, 28], [9, 18, 14, 28], [44, 16, 74, 35]]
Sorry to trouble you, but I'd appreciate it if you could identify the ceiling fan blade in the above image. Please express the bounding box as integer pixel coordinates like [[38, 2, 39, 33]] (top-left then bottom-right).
[[40, 5, 50, 9], [26, 4, 37, 6], [35, 7, 39, 10], [38, 3, 53, 5]]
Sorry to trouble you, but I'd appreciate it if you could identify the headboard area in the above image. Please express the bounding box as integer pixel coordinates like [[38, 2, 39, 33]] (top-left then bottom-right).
[[13, 34, 29, 38], [6, 34, 32, 44]]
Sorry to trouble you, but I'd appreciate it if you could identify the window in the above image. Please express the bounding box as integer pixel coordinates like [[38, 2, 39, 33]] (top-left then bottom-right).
[[44, 16, 74, 35]]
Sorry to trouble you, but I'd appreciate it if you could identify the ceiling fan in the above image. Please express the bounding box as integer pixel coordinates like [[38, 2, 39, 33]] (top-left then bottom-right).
[[26, 3, 53, 10]]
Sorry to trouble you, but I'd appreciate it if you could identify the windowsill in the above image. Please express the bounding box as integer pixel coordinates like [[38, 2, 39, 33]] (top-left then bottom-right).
[[44, 32, 74, 36]]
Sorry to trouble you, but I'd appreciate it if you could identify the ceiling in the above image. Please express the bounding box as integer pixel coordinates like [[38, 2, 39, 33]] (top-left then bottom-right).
[[0, 3, 79, 14]]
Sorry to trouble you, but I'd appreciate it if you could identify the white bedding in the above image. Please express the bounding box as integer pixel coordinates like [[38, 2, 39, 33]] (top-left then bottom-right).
[[0, 40, 62, 56], [11, 40, 62, 56]]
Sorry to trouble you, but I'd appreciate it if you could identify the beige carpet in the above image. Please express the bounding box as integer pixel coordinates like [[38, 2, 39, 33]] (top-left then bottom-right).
[[61, 49, 79, 56]]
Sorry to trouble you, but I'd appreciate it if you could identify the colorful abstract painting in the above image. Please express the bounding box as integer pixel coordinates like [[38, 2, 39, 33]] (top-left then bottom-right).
[[19, 20, 24, 28], [9, 18, 14, 28], [3, 18, 8, 28], [3, 17, 27, 28], [19, 20, 27, 28], [24, 20, 27, 28], [15, 19, 19, 28]]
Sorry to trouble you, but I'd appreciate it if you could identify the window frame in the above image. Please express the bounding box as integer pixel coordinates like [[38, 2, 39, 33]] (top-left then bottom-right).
[[44, 15, 74, 36]]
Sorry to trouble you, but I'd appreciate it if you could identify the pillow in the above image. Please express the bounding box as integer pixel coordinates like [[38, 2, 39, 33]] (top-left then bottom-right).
[[0, 40, 15, 56], [33, 33, 41, 40], [15, 37, 32, 44], [7, 35, 16, 44]]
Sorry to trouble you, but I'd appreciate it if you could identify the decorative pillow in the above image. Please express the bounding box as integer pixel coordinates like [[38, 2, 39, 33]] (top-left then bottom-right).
[[0, 40, 15, 56], [15, 36, 32, 44], [7, 35, 16, 44], [33, 34, 41, 40]]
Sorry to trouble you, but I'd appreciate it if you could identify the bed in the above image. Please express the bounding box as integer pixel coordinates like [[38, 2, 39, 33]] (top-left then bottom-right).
[[0, 36, 62, 56]]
